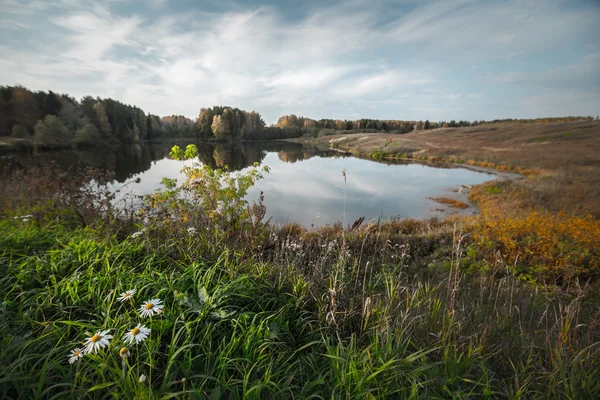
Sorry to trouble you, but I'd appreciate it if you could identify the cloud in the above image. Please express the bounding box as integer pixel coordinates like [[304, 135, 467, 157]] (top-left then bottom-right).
[[0, 0, 599, 122], [0, 19, 29, 29], [491, 53, 600, 89]]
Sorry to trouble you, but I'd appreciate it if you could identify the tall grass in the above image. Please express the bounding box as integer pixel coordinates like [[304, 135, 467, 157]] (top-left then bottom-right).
[[1, 216, 599, 399]]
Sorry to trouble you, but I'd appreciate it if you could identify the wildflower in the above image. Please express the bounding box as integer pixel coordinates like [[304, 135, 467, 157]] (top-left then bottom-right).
[[187, 227, 197, 235], [123, 324, 151, 344], [139, 374, 147, 383], [84, 330, 113, 354], [139, 298, 164, 318], [327, 240, 337, 253], [119, 347, 130, 359], [131, 231, 144, 239], [68, 348, 84, 364], [117, 289, 137, 302]]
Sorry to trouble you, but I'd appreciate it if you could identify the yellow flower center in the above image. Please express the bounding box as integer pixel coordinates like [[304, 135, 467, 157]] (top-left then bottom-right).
[[73, 351, 80, 356], [124, 293, 132, 298], [145, 303, 154, 310], [120, 347, 130, 357], [90, 334, 102, 343], [131, 327, 141, 335]]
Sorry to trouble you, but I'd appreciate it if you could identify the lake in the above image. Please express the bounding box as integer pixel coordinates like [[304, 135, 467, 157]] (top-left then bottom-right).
[[0, 141, 499, 226]]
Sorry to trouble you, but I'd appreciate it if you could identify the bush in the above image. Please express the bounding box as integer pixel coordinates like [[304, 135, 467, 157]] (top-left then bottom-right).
[[34, 115, 71, 149], [474, 210, 600, 283], [11, 124, 30, 138], [72, 122, 100, 147]]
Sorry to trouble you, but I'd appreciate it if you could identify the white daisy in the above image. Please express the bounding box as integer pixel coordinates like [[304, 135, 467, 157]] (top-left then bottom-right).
[[139, 298, 164, 318], [84, 330, 113, 354], [187, 227, 197, 235], [122, 324, 151, 344], [68, 348, 84, 364], [117, 289, 137, 302]]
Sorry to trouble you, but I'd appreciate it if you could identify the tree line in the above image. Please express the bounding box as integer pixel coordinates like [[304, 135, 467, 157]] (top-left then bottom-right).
[[275, 114, 597, 136], [0, 86, 274, 148], [1, 85, 596, 149]]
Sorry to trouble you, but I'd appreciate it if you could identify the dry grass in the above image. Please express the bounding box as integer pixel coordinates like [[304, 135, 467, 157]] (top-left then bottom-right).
[[301, 120, 600, 217], [428, 196, 470, 209]]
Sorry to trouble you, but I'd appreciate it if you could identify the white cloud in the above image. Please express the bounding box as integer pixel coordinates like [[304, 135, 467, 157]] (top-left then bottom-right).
[[0, 0, 598, 122], [491, 53, 600, 88]]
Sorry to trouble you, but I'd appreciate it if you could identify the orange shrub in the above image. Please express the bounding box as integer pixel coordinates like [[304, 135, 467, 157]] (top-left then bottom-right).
[[474, 210, 600, 284]]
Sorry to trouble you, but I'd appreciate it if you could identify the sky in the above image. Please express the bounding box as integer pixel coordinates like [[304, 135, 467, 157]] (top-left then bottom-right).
[[1, 0, 599, 124]]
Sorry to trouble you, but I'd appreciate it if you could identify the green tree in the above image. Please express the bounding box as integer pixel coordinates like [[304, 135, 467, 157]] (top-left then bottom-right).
[[58, 97, 83, 132], [72, 122, 100, 147], [43, 91, 62, 117], [34, 115, 71, 148], [93, 102, 112, 141], [11, 124, 30, 138], [197, 108, 215, 139], [0, 95, 10, 136]]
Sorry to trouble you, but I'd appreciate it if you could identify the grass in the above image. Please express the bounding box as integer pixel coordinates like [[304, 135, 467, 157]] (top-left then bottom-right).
[[529, 131, 583, 142], [484, 185, 503, 195], [1, 214, 600, 398], [428, 197, 470, 209], [1, 140, 600, 398]]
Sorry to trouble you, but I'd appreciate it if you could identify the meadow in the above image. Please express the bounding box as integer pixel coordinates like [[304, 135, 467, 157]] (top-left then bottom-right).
[[1, 133, 600, 399]]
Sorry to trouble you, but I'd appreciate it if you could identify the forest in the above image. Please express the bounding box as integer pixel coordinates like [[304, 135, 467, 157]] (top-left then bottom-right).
[[0, 85, 595, 149]]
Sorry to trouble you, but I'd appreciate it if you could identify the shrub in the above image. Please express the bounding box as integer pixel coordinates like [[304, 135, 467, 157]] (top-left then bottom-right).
[[34, 115, 71, 149], [474, 210, 600, 283]]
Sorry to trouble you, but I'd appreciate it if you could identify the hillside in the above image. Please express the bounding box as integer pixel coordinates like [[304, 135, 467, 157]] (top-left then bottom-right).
[[300, 119, 600, 217]]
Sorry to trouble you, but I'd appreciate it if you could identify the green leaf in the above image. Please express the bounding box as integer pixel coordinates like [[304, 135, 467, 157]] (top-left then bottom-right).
[[184, 144, 198, 160]]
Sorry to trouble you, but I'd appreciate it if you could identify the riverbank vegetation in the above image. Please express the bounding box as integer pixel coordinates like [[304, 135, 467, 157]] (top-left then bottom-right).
[[1, 143, 599, 399]]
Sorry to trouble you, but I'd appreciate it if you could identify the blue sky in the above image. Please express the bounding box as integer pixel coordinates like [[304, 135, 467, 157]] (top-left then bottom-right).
[[1, 0, 599, 123]]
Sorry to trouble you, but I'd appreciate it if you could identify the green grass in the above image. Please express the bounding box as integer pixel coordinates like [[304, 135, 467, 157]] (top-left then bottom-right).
[[1, 218, 599, 399], [1, 152, 599, 399], [484, 185, 503, 195], [529, 131, 583, 142]]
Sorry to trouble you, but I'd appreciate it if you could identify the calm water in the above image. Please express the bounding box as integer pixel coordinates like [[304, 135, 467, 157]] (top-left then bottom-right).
[[0, 142, 498, 226]]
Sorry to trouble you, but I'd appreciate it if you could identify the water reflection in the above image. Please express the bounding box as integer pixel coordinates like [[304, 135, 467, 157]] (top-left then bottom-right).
[[0, 141, 498, 226], [0, 141, 347, 183]]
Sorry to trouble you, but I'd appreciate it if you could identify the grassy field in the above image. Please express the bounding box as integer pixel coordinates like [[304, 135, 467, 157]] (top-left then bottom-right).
[[1, 132, 600, 398]]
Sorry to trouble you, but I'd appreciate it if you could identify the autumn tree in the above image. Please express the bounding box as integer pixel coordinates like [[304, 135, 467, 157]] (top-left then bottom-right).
[[11, 87, 41, 132], [211, 114, 229, 140]]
